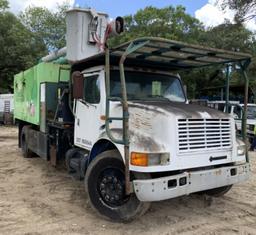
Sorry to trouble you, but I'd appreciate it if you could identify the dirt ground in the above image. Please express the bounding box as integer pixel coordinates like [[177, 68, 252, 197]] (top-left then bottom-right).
[[0, 126, 256, 235]]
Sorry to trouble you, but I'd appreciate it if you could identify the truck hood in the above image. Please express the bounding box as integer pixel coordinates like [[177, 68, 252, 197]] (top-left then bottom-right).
[[128, 100, 230, 119], [107, 100, 235, 170], [108, 100, 232, 153]]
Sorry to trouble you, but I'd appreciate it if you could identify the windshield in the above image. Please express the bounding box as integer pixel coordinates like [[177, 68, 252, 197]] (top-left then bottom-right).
[[247, 106, 256, 119], [110, 70, 186, 102]]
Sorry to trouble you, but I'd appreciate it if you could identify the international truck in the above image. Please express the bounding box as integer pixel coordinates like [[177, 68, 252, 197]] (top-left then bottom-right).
[[14, 8, 251, 221]]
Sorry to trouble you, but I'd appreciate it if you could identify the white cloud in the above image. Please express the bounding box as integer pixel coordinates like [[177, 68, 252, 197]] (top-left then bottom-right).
[[195, 0, 256, 32], [8, 0, 75, 14]]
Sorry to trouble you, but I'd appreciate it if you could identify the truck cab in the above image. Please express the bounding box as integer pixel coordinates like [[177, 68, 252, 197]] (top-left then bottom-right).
[[67, 46, 249, 220]]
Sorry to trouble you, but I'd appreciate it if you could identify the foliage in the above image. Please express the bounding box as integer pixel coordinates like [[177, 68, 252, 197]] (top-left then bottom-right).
[[0, 0, 8, 11], [19, 3, 70, 50], [188, 21, 256, 97], [109, 6, 204, 46], [0, 1, 47, 92], [219, 0, 256, 22]]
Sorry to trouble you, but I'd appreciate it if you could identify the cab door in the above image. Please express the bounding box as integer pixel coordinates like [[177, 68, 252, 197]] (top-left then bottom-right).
[[74, 70, 105, 150]]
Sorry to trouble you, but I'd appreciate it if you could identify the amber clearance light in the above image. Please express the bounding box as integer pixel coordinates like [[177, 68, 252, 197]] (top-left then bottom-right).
[[131, 152, 148, 166]]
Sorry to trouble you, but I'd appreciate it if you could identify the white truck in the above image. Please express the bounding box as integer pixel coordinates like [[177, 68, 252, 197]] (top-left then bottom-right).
[[14, 8, 251, 221], [207, 101, 256, 142]]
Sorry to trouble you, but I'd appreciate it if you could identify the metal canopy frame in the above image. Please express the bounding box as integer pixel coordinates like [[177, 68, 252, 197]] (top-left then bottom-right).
[[110, 37, 251, 70], [104, 37, 252, 195]]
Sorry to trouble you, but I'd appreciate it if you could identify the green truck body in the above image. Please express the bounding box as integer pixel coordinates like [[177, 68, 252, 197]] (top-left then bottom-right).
[[14, 62, 70, 125]]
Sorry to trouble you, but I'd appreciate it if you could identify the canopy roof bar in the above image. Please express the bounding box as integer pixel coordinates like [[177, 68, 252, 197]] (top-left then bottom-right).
[[110, 37, 252, 70]]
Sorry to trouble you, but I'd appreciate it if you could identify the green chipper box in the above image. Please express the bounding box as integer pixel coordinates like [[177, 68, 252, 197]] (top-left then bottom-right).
[[14, 62, 72, 160], [14, 62, 70, 125]]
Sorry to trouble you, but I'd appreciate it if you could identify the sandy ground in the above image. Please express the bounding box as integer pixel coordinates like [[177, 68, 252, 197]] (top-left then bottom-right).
[[0, 126, 256, 235]]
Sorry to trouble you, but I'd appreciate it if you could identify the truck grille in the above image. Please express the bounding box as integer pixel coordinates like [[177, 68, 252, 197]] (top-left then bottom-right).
[[177, 119, 232, 153]]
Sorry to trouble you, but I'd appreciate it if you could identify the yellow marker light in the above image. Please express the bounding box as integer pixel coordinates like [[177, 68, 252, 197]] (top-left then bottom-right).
[[131, 152, 148, 166]]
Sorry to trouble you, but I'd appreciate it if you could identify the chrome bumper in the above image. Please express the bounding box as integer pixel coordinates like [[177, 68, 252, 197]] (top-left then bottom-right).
[[133, 163, 250, 202]]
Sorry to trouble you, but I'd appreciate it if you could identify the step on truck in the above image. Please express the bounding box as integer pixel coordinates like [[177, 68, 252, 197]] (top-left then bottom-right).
[[14, 8, 251, 221]]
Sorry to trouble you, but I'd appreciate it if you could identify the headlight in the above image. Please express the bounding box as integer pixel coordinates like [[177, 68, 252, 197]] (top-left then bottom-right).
[[131, 152, 170, 167], [237, 145, 246, 156]]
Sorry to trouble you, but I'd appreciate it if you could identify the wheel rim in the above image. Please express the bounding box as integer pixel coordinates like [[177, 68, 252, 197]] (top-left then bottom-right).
[[97, 167, 129, 207]]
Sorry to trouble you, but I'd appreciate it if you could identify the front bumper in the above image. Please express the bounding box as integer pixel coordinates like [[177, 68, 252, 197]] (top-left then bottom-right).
[[133, 163, 250, 202]]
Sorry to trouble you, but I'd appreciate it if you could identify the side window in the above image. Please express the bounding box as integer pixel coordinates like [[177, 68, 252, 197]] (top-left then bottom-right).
[[83, 75, 100, 104]]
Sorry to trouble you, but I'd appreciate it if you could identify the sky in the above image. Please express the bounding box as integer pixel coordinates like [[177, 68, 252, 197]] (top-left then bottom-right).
[[7, 0, 256, 31], [74, 0, 207, 18]]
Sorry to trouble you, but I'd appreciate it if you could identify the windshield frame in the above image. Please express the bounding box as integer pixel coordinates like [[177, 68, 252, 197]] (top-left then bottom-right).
[[109, 68, 187, 103]]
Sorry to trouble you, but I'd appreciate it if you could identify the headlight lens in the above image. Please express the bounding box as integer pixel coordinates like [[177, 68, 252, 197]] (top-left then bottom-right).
[[237, 145, 246, 156], [131, 152, 170, 167]]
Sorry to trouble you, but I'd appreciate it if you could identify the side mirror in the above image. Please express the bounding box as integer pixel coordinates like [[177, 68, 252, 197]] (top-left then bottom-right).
[[72, 71, 84, 99]]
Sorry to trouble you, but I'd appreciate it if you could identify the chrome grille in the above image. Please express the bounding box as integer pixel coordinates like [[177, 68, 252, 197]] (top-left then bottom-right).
[[177, 119, 232, 153]]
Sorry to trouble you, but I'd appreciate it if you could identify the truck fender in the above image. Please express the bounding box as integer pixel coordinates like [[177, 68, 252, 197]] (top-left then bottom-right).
[[88, 138, 123, 165]]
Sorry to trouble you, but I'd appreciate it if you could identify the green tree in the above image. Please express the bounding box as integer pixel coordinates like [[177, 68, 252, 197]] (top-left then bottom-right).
[[191, 22, 256, 99], [0, 0, 8, 11], [199, 21, 254, 52], [219, 0, 256, 22], [19, 3, 70, 50], [0, 0, 47, 92], [109, 6, 204, 46]]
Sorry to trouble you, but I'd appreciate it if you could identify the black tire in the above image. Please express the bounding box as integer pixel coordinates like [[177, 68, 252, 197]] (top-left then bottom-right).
[[65, 148, 81, 173], [85, 150, 151, 222], [20, 126, 32, 158], [200, 185, 233, 197]]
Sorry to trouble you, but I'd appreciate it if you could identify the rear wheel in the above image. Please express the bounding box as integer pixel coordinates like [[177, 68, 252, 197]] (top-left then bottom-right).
[[20, 126, 32, 158], [200, 185, 232, 197], [85, 150, 151, 222]]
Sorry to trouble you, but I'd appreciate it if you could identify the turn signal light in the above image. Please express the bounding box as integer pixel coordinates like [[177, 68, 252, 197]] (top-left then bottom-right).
[[131, 152, 148, 166]]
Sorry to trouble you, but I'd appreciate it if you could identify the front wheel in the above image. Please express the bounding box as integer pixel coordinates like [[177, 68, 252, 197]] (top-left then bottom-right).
[[85, 150, 151, 222]]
